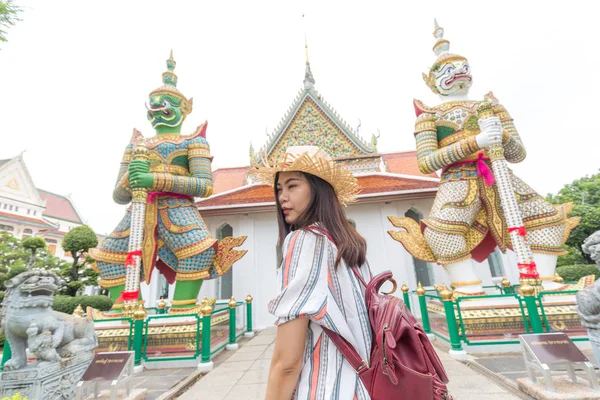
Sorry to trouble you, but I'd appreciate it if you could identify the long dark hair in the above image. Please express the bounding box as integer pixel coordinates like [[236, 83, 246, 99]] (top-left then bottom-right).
[[275, 171, 367, 268]]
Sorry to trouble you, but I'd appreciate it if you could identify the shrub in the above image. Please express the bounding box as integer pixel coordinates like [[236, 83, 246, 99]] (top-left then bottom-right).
[[52, 295, 113, 314], [0, 331, 5, 346], [556, 264, 600, 282], [0, 393, 28, 400]]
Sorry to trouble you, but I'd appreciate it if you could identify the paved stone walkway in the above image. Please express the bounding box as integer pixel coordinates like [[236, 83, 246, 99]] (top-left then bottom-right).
[[177, 327, 522, 400], [103, 367, 196, 400]]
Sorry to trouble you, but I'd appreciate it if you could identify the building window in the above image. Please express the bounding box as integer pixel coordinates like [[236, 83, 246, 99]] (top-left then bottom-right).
[[33, 211, 36, 216], [27, 209, 31, 215], [158, 274, 169, 299], [3, 204, 7, 209], [45, 238, 58, 255], [15, 206, 18, 212], [9, 205, 13, 211], [0, 224, 15, 232], [216, 223, 234, 299], [22, 228, 33, 238], [488, 248, 505, 278], [405, 208, 434, 287]]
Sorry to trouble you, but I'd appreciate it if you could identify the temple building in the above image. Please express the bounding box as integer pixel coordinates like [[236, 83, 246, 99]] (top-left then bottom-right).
[[141, 58, 515, 329], [0, 154, 92, 259]]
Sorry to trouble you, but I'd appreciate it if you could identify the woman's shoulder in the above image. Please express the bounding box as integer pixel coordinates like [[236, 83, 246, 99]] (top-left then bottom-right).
[[283, 227, 331, 250]]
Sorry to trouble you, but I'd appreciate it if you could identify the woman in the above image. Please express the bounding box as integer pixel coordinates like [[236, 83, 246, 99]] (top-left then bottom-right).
[[253, 145, 372, 400]]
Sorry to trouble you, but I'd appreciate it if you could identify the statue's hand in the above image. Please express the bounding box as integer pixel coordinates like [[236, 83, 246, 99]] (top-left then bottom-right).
[[129, 160, 150, 175], [475, 117, 503, 149], [129, 172, 154, 189], [129, 160, 153, 189]]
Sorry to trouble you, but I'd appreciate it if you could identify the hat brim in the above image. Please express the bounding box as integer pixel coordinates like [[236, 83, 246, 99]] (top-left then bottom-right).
[[250, 152, 359, 206]]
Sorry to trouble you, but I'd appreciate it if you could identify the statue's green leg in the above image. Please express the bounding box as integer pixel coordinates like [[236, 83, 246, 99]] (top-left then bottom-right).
[[105, 284, 125, 314], [107, 285, 125, 302], [172, 280, 203, 309]]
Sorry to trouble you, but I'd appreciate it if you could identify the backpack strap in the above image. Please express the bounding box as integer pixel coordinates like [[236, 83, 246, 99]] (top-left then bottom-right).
[[322, 327, 369, 374]]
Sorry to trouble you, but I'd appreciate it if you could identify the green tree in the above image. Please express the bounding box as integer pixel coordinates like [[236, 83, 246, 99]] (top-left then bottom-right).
[[0, 0, 21, 43], [547, 171, 600, 264], [0, 231, 69, 300], [61, 226, 98, 295], [0, 231, 27, 293], [22, 236, 46, 270]]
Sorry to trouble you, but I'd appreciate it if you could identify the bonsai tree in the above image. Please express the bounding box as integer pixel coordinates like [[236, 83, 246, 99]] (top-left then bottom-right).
[[21, 236, 46, 270], [62, 225, 98, 295]]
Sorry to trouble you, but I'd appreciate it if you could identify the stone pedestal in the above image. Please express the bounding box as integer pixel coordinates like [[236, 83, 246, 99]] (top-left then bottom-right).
[[518, 376, 600, 400], [0, 352, 93, 400], [588, 329, 600, 366]]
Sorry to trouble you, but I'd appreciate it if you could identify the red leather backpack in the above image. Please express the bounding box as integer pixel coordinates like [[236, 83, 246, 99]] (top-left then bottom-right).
[[309, 226, 452, 400]]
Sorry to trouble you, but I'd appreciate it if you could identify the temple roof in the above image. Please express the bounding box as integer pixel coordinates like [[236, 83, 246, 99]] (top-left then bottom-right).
[[39, 189, 83, 224], [212, 150, 435, 196], [253, 61, 376, 164], [0, 211, 57, 229], [198, 173, 438, 213]]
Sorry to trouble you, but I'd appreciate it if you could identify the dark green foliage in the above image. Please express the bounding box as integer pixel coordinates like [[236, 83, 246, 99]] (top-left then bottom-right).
[[547, 172, 600, 264], [22, 236, 47, 269], [556, 246, 589, 267], [21, 237, 46, 251], [555, 264, 600, 282], [61, 226, 99, 295], [52, 295, 113, 315], [62, 226, 98, 256]]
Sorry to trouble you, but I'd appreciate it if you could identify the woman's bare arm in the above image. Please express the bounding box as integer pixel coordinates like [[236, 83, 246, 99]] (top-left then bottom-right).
[[265, 318, 309, 399]]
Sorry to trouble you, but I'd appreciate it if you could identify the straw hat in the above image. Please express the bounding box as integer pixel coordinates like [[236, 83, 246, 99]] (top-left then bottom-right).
[[251, 146, 359, 206]]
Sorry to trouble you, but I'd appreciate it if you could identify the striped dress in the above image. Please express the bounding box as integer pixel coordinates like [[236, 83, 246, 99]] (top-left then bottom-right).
[[268, 228, 373, 399]]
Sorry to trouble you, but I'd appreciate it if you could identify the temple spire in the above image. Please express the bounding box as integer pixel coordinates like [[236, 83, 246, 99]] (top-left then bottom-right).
[[303, 14, 315, 89]]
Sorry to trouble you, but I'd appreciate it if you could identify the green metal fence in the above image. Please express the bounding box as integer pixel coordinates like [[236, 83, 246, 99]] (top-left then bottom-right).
[[455, 293, 529, 346], [142, 313, 202, 362], [408, 282, 588, 352], [93, 317, 134, 352], [140, 295, 254, 367]]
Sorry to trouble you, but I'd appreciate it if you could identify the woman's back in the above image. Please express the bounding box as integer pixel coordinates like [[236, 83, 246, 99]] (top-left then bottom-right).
[[268, 228, 372, 399]]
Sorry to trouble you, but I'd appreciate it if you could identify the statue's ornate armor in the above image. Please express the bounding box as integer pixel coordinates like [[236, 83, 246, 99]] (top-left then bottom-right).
[[91, 123, 221, 287], [414, 93, 576, 265]]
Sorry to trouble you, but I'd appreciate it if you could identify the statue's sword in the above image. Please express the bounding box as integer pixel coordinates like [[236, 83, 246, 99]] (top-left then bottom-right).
[[476, 102, 539, 284], [122, 143, 149, 316]]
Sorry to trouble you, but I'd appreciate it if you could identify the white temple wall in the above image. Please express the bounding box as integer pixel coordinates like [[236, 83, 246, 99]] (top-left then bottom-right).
[[144, 195, 525, 328]]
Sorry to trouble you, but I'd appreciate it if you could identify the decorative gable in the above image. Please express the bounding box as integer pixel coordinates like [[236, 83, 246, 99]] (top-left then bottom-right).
[[253, 61, 377, 171], [0, 156, 45, 206], [266, 94, 374, 164]]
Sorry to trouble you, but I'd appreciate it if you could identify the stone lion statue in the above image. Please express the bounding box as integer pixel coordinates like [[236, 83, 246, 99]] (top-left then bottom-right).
[[582, 230, 600, 267], [0, 269, 97, 370]]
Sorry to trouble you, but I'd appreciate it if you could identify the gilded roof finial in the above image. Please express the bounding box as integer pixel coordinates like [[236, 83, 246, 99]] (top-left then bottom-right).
[[305, 33, 309, 64], [302, 13, 315, 89]]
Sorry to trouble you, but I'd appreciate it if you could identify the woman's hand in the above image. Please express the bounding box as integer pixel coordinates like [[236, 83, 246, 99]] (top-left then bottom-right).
[[128, 160, 154, 189], [265, 318, 309, 400]]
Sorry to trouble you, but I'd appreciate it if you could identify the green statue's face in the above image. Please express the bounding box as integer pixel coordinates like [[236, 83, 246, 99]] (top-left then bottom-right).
[[146, 93, 185, 129]]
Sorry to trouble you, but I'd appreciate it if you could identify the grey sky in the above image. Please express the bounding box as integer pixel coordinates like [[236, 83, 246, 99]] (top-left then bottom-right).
[[1, 0, 598, 235]]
